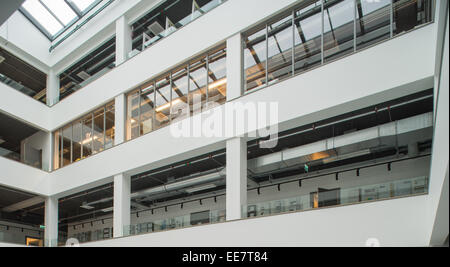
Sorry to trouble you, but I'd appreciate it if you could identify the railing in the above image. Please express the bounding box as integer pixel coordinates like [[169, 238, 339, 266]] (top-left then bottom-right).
[[244, 176, 428, 219], [123, 209, 226, 238]]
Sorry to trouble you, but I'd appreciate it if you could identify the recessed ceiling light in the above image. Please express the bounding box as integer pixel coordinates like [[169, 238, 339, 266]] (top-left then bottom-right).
[[0, 138, 5, 145], [0, 55, 5, 64]]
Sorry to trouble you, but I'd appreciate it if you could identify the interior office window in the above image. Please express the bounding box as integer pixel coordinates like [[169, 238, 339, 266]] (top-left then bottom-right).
[[356, 0, 391, 50], [105, 103, 115, 149], [267, 14, 294, 85], [171, 66, 189, 122], [140, 82, 156, 135], [189, 57, 208, 116], [82, 114, 93, 158], [155, 76, 172, 130], [127, 90, 140, 140], [62, 125, 72, 166], [244, 25, 267, 92], [294, 0, 323, 74], [72, 120, 82, 162], [93, 108, 105, 154], [54, 130, 62, 170], [393, 0, 432, 36], [323, 0, 355, 62], [207, 46, 227, 106]]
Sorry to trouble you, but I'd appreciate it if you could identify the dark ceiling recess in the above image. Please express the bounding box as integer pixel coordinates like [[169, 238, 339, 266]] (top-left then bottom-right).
[[0, 47, 47, 103], [0, 185, 43, 227], [0, 111, 39, 153], [131, 0, 213, 51], [59, 36, 116, 101]]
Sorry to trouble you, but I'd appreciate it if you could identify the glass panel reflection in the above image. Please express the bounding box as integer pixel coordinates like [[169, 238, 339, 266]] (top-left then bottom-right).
[[62, 125, 72, 166], [268, 14, 294, 85], [140, 82, 156, 135], [171, 67, 189, 122], [356, 0, 391, 50], [105, 104, 115, 149], [207, 46, 227, 106], [189, 57, 208, 115], [127, 90, 140, 141], [323, 0, 355, 62], [244, 25, 267, 91], [294, 0, 323, 73], [155, 76, 172, 130], [82, 114, 93, 159], [93, 108, 105, 154]]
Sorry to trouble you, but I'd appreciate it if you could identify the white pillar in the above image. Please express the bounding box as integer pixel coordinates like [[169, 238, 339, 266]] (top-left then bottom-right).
[[113, 173, 131, 238], [226, 137, 247, 221], [115, 94, 127, 145], [115, 16, 132, 66], [428, 7, 449, 246], [46, 69, 60, 106], [226, 33, 244, 101], [44, 196, 59, 247]]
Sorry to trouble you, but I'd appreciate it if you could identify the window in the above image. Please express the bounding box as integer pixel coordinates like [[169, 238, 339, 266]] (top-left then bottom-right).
[[243, 0, 433, 92], [54, 102, 115, 170], [126, 45, 227, 141], [20, 0, 102, 40]]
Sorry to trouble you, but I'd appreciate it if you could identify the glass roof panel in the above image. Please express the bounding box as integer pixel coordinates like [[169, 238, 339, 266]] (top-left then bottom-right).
[[70, 0, 97, 11], [22, 0, 63, 36], [41, 0, 77, 26], [21, 0, 102, 40]]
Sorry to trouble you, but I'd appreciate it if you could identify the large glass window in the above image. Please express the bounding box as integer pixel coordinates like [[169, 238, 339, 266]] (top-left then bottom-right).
[[20, 0, 102, 40], [140, 82, 156, 135], [127, 90, 140, 141], [323, 0, 355, 62], [207, 47, 227, 106], [54, 102, 114, 170], [126, 45, 226, 140], [155, 76, 172, 130], [356, 0, 392, 50], [268, 14, 294, 85], [243, 0, 433, 92], [171, 67, 189, 122], [244, 26, 267, 92], [294, 0, 323, 74]]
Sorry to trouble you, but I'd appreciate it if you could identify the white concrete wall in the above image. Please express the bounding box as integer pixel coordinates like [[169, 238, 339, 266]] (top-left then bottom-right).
[[21, 131, 51, 172], [81, 195, 430, 247], [0, 156, 50, 196]]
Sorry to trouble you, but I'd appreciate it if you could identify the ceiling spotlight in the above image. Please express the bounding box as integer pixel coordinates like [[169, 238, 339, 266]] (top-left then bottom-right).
[[357, 169, 360, 177], [299, 180, 302, 188], [214, 196, 217, 203], [136, 212, 140, 218], [257, 188, 261, 195], [91, 222, 93, 227], [165, 206, 168, 212], [73, 225, 76, 230], [199, 199, 203, 205], [181, 203, 184, 209], [151, 209, 154, 215], [102, 220, 104, 225], [277, 184, 281, 191], [335, 173, 339, 181], [388, 163, 392, 171]]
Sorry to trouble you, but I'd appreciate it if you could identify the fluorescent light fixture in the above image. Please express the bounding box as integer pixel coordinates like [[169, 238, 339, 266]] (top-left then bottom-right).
[[0, 55, 5, 64], [185, 184, 217, 194], [80, 203, 94, 210], [101, 207, 113, 213], [155, 99, 183, 113], [208, 78, 227, 90], [0, 138, 5, 145]]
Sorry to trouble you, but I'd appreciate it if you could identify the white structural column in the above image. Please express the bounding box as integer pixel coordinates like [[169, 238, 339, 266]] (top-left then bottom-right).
[[427, 7, 449, 246], [114, 94, 127, 145], [113, 173, 131, 238], [46, 69, 60, 106], [115, 15, 132, 66], [226, 33, 244, 101], [44, 196, 59, 247], [226, 137, 247, 221]]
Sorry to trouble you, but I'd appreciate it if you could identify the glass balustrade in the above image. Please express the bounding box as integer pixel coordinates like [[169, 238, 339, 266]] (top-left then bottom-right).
[[123, 209, 226, 238], [244, 176, 428, 219]]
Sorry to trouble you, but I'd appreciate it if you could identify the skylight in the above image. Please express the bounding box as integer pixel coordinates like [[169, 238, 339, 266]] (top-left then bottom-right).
[[20, 0, 101, 40]]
